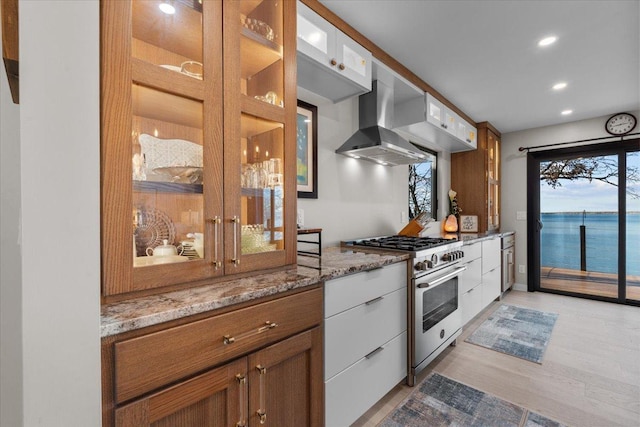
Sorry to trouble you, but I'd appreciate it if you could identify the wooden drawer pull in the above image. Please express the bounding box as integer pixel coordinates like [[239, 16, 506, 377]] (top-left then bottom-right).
[[223, 321, 278, 345]]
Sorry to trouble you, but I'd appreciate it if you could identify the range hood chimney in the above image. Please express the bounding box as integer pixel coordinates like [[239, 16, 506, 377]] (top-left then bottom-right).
[[335, 80, 427, 166]]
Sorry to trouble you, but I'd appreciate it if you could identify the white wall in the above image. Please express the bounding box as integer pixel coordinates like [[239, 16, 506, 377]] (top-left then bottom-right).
[[17, 1, 101, 425], [297, 88, 450, 246], [0, 12, 23, 427], [501, 110, 640, 287]]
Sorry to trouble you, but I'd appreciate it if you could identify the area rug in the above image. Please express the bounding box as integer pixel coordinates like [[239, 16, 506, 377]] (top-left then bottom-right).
[[380, 373, 568, 427], [465, 304, 558, 364]]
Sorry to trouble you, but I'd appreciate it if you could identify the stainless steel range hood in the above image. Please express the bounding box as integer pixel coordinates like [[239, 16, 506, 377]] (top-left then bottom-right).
[[335, 80, 427, 166]]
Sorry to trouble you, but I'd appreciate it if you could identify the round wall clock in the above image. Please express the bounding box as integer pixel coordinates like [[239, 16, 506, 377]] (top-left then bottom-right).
[[605, 112, 637, 135]]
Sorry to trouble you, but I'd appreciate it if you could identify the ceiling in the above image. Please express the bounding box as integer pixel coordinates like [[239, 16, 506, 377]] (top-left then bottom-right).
[[318, 0, 640, 134]]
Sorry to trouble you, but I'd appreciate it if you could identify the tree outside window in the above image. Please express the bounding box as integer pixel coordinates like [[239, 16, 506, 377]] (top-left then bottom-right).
[[409, 145, 437, 219]]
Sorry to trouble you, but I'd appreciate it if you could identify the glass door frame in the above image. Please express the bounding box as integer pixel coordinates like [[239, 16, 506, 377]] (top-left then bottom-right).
[[526, 138, 639, 306]]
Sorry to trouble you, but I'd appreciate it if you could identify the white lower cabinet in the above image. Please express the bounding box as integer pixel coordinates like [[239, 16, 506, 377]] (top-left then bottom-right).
[[460, 237, 502, 326], [325, 286, 406, 379], [325, 331, 407, 427], [481, 237, 502, 307], [324, 261, 408, 427], [482, 265, 501, 307]]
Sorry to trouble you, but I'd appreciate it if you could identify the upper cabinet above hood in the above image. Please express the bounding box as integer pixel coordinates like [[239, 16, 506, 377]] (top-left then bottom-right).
[[394, 93, 478, 153]]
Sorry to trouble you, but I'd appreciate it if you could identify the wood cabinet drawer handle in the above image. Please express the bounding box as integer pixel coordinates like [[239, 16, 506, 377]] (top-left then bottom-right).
[[223, 321, 278, 345]]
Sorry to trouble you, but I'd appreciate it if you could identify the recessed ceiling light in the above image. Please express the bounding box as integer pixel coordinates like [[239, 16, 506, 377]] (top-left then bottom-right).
[[159, 2, 176, 14], [561, 109, 573, 115], [538, 36, 557, 47], [552, 82, 567, 90]]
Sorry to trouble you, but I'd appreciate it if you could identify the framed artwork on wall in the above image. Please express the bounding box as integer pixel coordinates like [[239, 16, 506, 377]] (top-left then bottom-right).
[[459, 215, 478, 233], [296, 100, 318, 198]]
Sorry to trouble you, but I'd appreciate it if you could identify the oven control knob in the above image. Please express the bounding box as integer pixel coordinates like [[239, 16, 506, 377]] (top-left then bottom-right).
[[415, 261, 428, 271], [456, 250, 464, 260]]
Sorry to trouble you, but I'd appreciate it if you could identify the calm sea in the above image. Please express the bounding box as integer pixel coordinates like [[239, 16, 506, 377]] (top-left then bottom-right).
[[540, 212, 640, 276]]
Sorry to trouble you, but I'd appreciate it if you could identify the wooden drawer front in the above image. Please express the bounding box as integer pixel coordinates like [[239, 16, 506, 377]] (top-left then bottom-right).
[[325, 287, 406, 380], [459, 257, 482, 294], [463, 241, 481, 261], [114, 288, 322, 403], [325, 261, 407, 318], [325, 331, 407, 427]]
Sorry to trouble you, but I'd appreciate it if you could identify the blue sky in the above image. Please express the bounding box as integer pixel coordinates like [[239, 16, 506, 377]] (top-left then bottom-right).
[[540, 152, 640, 212]]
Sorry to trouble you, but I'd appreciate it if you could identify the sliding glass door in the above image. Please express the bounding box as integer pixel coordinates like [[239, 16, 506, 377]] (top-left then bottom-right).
[[528, 139, 639, 304], [627, 151, 640, 301]]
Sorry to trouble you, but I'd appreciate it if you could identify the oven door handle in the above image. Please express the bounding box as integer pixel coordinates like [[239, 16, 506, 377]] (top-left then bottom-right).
[[417, 266, 467, 289]]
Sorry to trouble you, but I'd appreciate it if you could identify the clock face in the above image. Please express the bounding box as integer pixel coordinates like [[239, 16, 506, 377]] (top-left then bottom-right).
[[605, 113, 637, 135]]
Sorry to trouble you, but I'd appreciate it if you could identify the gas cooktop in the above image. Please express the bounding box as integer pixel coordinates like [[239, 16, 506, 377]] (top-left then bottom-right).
[[343, 235, 458, 252]]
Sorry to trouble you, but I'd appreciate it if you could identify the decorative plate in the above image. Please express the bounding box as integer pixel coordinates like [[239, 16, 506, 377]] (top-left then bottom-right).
[[138, 134, 203, 171], [134, 207, 176, 257]]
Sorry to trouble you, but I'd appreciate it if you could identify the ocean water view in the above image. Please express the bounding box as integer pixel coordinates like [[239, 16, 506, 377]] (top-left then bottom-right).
[[540, 212, 640, 276]]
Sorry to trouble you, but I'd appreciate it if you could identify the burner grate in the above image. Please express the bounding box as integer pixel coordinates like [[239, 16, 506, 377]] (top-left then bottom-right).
[[352, 235, 455, 251]]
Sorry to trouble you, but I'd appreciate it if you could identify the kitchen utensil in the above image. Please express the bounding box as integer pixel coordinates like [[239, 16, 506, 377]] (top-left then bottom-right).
[[186, 232, 204, 258], [146, 239, 184, 257], [134, 255, 189, 267], [180, 60, 203, 79], [133, 207, 176, 256], [152, 166, 203, 184]]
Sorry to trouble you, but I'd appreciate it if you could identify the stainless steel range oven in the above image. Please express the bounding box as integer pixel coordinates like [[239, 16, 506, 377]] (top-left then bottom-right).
[[343, 235, 465, 386]]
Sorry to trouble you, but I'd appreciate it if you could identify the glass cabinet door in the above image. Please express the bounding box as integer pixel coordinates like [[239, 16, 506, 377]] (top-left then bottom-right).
[[101, 0, 223, 295], [224, 0, 295, 273], [487, 131, 500, 231]]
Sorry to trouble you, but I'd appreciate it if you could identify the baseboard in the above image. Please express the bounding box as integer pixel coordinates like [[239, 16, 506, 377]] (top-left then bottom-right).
[[512, 283, 527, 292]]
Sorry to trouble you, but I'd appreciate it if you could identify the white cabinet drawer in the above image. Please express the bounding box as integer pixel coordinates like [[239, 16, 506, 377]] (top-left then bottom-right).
[[463, 241, 481, 261], [325, 287, 406, 380], [324, 261, 407, 318], [458, 256, 481, 294], [482, 267, 501, 307], [461, 283, 482, 326], [482, 238, 501, 273], [325, 331, 407, 427]]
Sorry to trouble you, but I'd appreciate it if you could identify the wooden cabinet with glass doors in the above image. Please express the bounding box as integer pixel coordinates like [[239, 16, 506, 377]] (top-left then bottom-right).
[[101, 0, 297, 298], [451, 122, 501, 233]]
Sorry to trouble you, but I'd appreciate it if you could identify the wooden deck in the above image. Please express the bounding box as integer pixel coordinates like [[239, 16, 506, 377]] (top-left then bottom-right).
[[540, 266, 640, 300]]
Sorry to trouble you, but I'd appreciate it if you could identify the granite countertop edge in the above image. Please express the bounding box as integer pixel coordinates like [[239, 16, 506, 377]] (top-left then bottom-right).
[[101, 247, 410, 338], [457, 230, 515, 244]]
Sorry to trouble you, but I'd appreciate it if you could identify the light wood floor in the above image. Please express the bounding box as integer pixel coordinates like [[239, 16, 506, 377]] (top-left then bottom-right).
[[351, 290, 640, 427], [541, 266, 640, 300]]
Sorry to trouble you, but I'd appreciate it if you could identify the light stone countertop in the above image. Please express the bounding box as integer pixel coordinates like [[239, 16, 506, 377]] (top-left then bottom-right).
[[457, 230, 515, 244], [101, 246, 410, 337]]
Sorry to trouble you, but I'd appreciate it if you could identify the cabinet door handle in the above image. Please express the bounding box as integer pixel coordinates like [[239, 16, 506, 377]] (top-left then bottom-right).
[[223, 321, 278, 345], [330, 58, 337, 66], [236, 374, 247, 427], [231, 216, 240, 265], [338, 63, 346, 70], [211, 216, 222, 268], [256, 365, 267, 424]]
